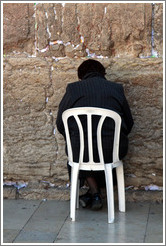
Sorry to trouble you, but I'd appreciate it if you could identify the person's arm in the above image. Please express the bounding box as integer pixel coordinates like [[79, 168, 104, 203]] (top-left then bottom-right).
[[56, 85, 72, 136], [121, 86, 134, 135]]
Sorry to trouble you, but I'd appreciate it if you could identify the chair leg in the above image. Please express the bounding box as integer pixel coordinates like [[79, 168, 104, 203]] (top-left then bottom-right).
[[105, 164, 114, 223], [70, 165, 79, 221], [116, 164, 125, 212], [76, 179, 80, 209]]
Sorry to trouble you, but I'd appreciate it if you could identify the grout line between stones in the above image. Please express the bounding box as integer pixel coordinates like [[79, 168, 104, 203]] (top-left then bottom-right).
[[143, 202, 151, 243], [53, 211, 70, 243], [11, 200, 43, 243]]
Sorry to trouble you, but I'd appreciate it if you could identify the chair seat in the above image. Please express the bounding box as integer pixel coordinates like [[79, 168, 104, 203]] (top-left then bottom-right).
[[68, 161, 105, 171], [68, 160, 123, 171]]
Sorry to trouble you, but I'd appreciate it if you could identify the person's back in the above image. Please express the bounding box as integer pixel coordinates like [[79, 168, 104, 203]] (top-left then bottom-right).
[[67, 72, 132, 135], [56, 59, 134, 210]]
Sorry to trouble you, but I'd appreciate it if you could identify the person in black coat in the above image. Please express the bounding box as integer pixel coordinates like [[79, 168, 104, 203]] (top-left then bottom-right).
[[56, 59, 134, 210]]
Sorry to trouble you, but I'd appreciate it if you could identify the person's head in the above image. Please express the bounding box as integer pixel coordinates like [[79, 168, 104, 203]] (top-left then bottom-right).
[[77, 59, 106, 80]]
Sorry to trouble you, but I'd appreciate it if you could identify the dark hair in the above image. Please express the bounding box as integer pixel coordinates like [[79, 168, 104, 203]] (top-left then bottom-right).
[[77, 59, 106, 80]]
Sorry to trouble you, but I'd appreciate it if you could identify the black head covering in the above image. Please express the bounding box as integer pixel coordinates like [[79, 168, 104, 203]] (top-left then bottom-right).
[[77, 59, 106, 80]]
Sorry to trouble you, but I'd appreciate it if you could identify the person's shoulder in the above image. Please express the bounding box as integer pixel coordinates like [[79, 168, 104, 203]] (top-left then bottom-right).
[[66, 80, 83, 93], [106, 79, 123, 89], [67, 80, 81, 87], [67, 80, 85, 90]]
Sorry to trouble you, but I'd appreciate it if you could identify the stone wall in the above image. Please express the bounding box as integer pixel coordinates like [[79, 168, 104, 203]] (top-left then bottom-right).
[[3, 3, 163, 201]]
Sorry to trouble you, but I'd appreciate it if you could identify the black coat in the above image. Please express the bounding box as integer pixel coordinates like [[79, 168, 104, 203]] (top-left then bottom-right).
[[56, 72, 133, 163]]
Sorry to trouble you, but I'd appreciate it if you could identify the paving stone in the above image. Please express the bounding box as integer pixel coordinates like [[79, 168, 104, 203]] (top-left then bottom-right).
[[3, 229, 20, 243], [3, 200, 41, 230]]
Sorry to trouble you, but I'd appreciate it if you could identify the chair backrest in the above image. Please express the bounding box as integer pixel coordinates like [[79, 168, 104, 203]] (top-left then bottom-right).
[[62, 107, 122, 170]]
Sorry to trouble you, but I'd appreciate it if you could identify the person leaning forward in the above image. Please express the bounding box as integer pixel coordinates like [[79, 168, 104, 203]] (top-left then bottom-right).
[[56, 59, 134, 210]]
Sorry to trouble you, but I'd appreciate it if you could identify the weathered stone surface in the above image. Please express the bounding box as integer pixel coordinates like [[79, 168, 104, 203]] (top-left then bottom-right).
[[154, 3, 163, 57], [34, 3, 158, 58], [3, 57, 163, 197], [18, 187, 70, 200], [4, 185, 162, 203], [3, 57, 51, 111], [3, 3, 35, 54], [36, 3, 63, 54], [3, 186, 17, 199], [77, 3, 152, 57], [3, 3, 163, 58], [105, 58, 163, 187], [3, 3, 163, 200], [125, 190, 163, 202], [3, 57, 57, 180]]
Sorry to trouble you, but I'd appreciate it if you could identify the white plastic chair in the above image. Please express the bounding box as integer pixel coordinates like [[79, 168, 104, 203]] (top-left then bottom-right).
[[62, 107, 125, 223]]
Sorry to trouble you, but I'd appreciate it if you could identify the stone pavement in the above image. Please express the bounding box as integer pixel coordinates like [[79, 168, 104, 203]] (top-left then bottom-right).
[[3, 199, 163, 244]]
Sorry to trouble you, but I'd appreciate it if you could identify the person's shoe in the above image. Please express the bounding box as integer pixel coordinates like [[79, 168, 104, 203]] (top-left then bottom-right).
[[79, 191, 92, 208], [91, 193, 103, 210]]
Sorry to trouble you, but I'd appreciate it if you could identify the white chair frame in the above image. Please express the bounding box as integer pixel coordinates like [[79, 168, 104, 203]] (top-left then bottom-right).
[[62, 107, 125, 223]]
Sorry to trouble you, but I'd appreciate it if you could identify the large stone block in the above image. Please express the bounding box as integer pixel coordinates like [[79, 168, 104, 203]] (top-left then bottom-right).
[[3, 57, 50, 111], [3, 186, 17, 199], [3, 57, 57, 180], [153, 3, 163, 57], [3, 3, 35, 55], [34, 3, 158, 58], [105, 58, 163, 187], [77, 3, 152, 57]]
